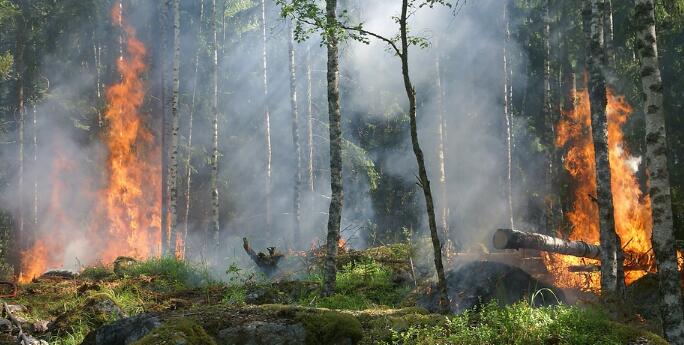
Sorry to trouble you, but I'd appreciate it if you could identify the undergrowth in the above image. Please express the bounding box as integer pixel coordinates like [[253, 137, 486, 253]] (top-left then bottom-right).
[[298, 259, 410, 310], [380, 301, 667, 345], [118, 257, 216, 291]]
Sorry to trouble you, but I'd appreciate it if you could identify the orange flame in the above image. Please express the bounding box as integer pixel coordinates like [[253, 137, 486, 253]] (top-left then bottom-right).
[[338, 238, 347, 249], [18, 2, 160, 282], [544, 81, 653, 291], [96, 1, 161, 263]]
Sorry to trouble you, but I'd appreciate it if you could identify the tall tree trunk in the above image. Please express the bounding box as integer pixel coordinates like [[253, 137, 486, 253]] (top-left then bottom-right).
[[306, 45, 315, 195], [603, 0, 616, 72], [288, 24, 302, 247], [434, 44, 450, 245], [183, 0, 204, 257], [32, 104, 37, 229], [503, 0, 514, 230], [585, 0, 623, 296], [13, 3, 26, 275], [399, 0, 448, 314], [168, 0, 181, 256], [634, 1, 684, 343], [160, 0, 169, 256], [209, 0, 220, 249], [322, 0, 343, 298], [261, 0, 273, 235]]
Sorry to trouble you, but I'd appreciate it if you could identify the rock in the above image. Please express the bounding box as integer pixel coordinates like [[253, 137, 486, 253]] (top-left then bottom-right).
[[81, 313, 161, 345], [0, 317, 10, 330], [218, 321, 306, 345], [131, 319, 216, 345], [5, 304, 26, 314], [417, 261, 565, 313], [32, 319, 49, 333]]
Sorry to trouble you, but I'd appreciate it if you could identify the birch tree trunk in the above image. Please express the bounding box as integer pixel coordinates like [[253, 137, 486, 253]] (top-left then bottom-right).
[[603, 0, 616, 73], [160, 0, 170, 256], [503, 0, 514, 230], [322, 0, 343, 297], [306, 45, 315, 195], [183, 0, 204, 257], [261, 0, 273, 235], [634, 1, 684, 342], [14, 3, 26, 274], [399, 0, 448, 314], [288, 24, 302, 247], [209, 0, 220, 249], [32, 104, 37, 229], [167, 0, 181, 256], [434, 46, 450, 245], [585, 0, 623, 296]]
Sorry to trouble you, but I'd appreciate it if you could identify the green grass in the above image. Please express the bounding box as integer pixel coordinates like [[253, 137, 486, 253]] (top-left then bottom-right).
[[118, 257, 216, 291], [298, 259, 410, 310], [380, 301, 667, 345]]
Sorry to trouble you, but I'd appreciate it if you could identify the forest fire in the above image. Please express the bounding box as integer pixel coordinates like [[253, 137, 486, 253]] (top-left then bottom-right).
[[544, 83, 655, 291], [18, 2, 160, 282]]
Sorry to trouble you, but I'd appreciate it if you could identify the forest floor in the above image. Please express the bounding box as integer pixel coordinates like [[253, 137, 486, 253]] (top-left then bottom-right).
[[0, 244, 671, 345]]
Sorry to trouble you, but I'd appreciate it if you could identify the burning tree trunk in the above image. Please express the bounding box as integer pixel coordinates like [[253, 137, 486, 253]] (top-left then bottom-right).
[[209, 0, 220, 248], [322, 0, 343, 298], [261, 0, 273, 235], [584, 0, 624, 296], [493, 228, 601, 260], [183, 0, 204, 257], [288, 24, 302, 246], [168, 0, 181, 256], [634, 0, 684, 343]]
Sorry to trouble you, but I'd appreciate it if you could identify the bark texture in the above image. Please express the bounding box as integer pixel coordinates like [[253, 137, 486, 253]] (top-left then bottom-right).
[[434, 47, 449, 243], [399, 0, 449, 314], [160, 0, 169, 256], [306, 45, 315, 195], [634, 0, 684, 342], [585, 0, 622, 296], [503, 0, 514, 230], [322, 0, 343, 297], [493, 228, 602, 259], [288, 24, 302, 246], [168, 0, 181, 256], [209, 0, 220, 248]]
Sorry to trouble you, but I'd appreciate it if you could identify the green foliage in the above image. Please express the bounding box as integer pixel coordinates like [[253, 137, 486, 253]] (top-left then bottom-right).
[[380, 302, 667, 345], [118, 257, 215, 291], [299, 259, 410, 310], [0, 51, 12, 80], [79, 265, 115, 281]]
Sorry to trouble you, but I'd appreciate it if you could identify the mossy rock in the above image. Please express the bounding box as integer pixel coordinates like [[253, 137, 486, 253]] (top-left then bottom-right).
[[295, 309, 363, 345], [132, 318, 217, 345], [49, 293, 127, 335]]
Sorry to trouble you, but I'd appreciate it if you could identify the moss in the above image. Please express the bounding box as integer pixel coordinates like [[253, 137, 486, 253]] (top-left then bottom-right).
[[295, 310, 363, 345], [132, 318, 217, 345], [79, 265, 115, 281], [50, 293, 126, 336]]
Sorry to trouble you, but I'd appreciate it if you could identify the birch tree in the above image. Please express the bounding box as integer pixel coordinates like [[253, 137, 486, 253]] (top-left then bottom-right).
[[261, 0, 273, 235], [168, 0, 181, 256], [209, 0, 220, 249], [160, 0, 169, 256], [288, 23, 302, 246], [634, 0, 684, 342]]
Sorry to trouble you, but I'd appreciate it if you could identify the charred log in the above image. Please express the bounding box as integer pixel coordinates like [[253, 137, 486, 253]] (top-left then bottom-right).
[[242, 237, 284, 275], [493, 228, 601, 259]]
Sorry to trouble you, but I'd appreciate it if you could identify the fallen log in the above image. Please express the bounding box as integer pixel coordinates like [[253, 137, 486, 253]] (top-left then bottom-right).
[[493, 228, 601, 260], [567, 263, 652, 273]]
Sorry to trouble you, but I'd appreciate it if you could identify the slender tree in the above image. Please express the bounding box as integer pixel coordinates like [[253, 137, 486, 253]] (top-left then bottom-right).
[[261, 0, 273, 235], [322, 0, 343, 297], [434, 42, 450, 245], [183, 0, 204, 256], [13, 0, 26, 275], [160, 0, 170, 256], [209, 0, 220, 249], [306, 44, 315, 196], [288, 23, 302, 246], [503, 0, 514, 230], [167, 0, 181, 256], [634, 0, 684, 343]]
